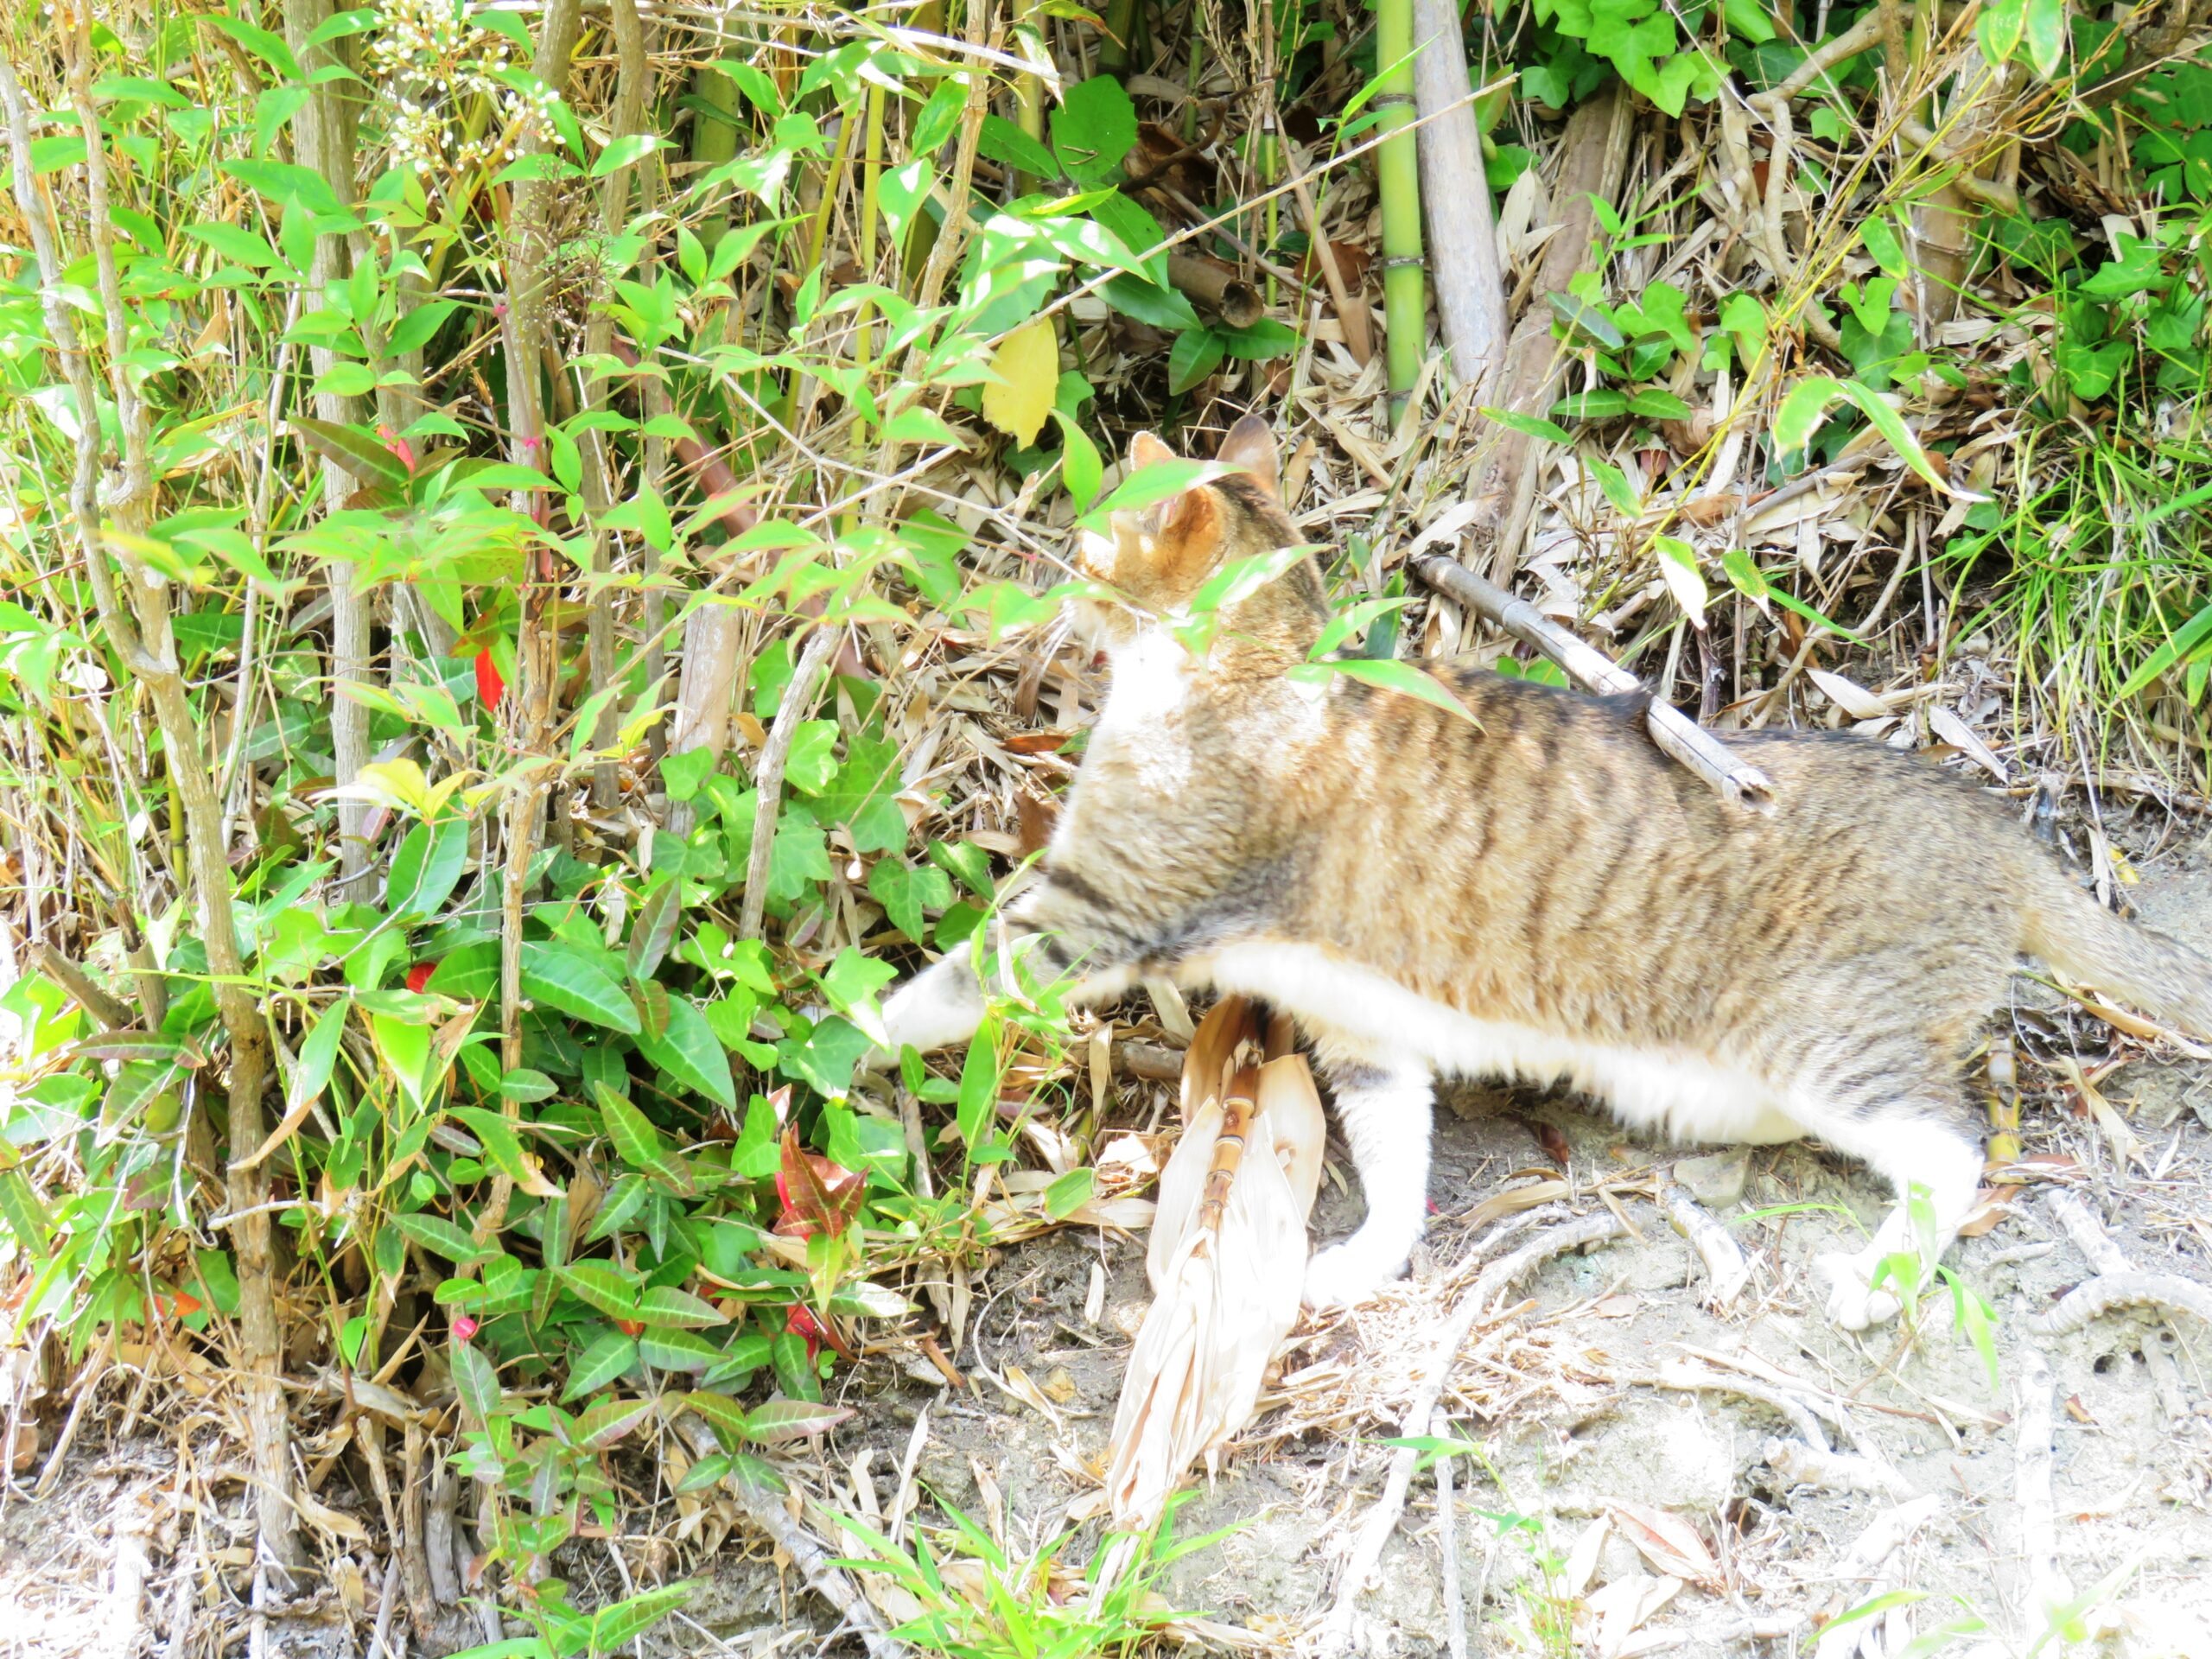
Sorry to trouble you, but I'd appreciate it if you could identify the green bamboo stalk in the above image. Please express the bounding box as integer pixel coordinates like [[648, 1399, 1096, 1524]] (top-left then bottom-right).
[[690, 63, 742, 249], [1099, 0, 1141, 76], [1374, 0, 1426, 416]]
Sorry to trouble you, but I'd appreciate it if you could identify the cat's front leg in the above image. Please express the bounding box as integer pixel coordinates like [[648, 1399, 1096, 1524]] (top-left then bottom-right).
[[878, 939, 989, 1058], [1302, 1056, 1435, 1310], [1796, 1090, 1985, 1330]]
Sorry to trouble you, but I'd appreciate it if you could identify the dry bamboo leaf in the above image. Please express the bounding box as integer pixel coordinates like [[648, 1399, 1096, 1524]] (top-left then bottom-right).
[[1468, 1176, 1572, 1228], [1105, 1011, 1327, 1530], [1807, 668, 1889, 721], [1607, 1501, 1721, 1588], [1929, 706, 2011, 782]]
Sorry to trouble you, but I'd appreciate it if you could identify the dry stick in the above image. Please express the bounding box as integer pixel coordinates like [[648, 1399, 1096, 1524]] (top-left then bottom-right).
[[669, 1415, 906, 1659], [1165, 252, 1264, 328], [2013, 1346, 2069, 1622], [1410, 0, 1506, 392], [485, 0, 583, 1250], [739, 626, 844, 942], [579, 0, 651, 813], [1650, 1358, 1831, 1448], [9, 41, 298, 1570], [1763, 1435, 1915, 1501], [1411, 554, 1776, 809], [32, 944, 132, 1031], [1285, 158, 1370, 365], [1433, 1408, 1466, 1659], [1465, 84, 1632, 583], [283, 0, 372, 899], [1318, 1212, 1626, 1651], [1656, 1179, 1751, 1307]]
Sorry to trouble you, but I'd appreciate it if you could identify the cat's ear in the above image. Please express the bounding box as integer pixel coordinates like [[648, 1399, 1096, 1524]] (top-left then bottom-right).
[[1216, 415, 1280, 499], [1128, 431, 1176, 473]]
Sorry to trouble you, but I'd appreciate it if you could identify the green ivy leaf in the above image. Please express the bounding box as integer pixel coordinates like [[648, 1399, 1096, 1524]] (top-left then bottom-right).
[[637, 1286, 726, 1329], [394, 1211, 493, 1266], [385, 816, 468, 918], [557, 1259, 643, 1321]]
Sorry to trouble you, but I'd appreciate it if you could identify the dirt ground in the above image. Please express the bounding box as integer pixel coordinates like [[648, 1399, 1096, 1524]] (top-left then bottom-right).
[[6, 819, 2212, 1659]]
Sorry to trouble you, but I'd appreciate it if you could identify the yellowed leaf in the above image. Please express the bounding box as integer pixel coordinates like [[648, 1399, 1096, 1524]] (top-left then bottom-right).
[[982, 320, 1058, 448], [1607, 1500, 1720, 1588]]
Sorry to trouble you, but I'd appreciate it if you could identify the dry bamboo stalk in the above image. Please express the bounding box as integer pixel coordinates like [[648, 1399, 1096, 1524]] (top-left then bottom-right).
[[739, 626, 843, 940], [1465, 84, 1632, 582], [1195, 1069, 1258, 1236], [1166, 253, 1264, 328], [1410, 0, 1506, 391], [1410, 555, 1776, 809]]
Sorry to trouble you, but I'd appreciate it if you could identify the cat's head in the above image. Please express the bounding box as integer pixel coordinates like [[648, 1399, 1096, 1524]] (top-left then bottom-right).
[[1069, 416, 1326, 661]]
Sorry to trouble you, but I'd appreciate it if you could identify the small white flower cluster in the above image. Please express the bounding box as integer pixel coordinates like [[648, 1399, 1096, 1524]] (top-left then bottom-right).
[[364, 0, 551, 177]]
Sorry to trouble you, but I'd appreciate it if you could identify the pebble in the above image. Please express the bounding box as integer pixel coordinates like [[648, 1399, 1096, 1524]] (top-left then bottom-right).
[[1673, 1147, 1751, 1208]]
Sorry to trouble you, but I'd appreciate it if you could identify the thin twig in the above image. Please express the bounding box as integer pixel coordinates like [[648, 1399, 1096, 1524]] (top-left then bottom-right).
[[739, 626, 842, 941], [1657, 1179, 1751, 1309]]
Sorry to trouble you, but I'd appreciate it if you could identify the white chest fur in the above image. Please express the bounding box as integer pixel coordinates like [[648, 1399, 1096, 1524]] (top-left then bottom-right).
[[1183, 941, 1801, 1146]]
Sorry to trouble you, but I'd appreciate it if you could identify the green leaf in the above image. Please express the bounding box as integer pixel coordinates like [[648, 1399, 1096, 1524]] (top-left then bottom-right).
[[639, 1327, 722, 1372], [1044, 1166, 1095, 1219], [1586, 457, 1643, 518], [955, 1018, 1001, 1153], [448, 1107, 536, 1188], [682, 1389, 753, 1445], [290, 416, 410, 491], [2024, 0, 2068, 76], [1773, 376, 1844, 452], [1720, 547, 1770, 601], [1081, 457, 1236, 529], [1285, 657, 1481, 723], [868, 859, 953, 943], [1549, 292, 1626, 350], [182, 220, 281, 270], [289, 999, 349, 1112], [572, 1395, 657, 1449], [1479, 407, 1572, 444], [1833, 381, 1948, 492], [591, 132, 662, 177], [386, 817, 468, 917], [450, 1340, 502, 1424], [744, 1399, 855, 1445], [1052, 410, 1103, 510], [1167, 327, 1226, 395], [1552, 389, 1631, 419], [637, 997, 737, 1109], [1051, 75, 1138, 185], [591, 1584, 696, 1650], [594, 1081, 669, 1168], [557, 1260, 642, 1321], [522, 943, 640, 1033], [2118, 601, 2212, 698], [561, 1331, 639, 1400], [394, 1211, 492, 1266], [626, 880, 683, 982], [1627, 389, 1692, 419], [637, 1286, 726, 1329]]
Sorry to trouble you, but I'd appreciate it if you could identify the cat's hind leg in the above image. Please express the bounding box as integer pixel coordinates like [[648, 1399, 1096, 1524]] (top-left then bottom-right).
[[1788, 1052, 1984, 1331], [1301, 1055, 1435, 1310]]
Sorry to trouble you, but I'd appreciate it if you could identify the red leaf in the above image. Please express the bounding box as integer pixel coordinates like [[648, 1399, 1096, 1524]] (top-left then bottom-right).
[[475, 648, 505, 710], [785, 1305, 822, 1363], [406, 961, 435, 994], [775, 1128, 863, 1239]]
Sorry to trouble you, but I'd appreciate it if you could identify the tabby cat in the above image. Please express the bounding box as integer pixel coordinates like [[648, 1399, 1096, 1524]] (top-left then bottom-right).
[[876, 416, 2212, 1326]]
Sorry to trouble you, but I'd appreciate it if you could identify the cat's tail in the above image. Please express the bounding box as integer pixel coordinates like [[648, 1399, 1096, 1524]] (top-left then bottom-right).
[[2020, 871, 2212, 1039]]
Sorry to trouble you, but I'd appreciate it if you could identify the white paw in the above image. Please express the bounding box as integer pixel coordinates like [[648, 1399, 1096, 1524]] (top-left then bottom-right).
[[1302, 1237, 1410, 1311], [1814, 1250, 1903, 1331]]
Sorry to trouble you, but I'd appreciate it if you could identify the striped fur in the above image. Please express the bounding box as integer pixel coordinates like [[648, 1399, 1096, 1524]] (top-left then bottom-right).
[[881, 416, 2212, 1327]]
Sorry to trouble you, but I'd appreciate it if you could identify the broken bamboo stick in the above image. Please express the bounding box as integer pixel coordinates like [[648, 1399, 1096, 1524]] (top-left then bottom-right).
[[1410, 0, 1505, 392], [1410, 555, 1777, 810]]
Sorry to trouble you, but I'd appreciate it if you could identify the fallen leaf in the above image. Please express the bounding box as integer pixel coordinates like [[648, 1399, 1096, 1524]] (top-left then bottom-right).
[[1608, 1500, 1721, 1589], [982, 320, 1058, 448]]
